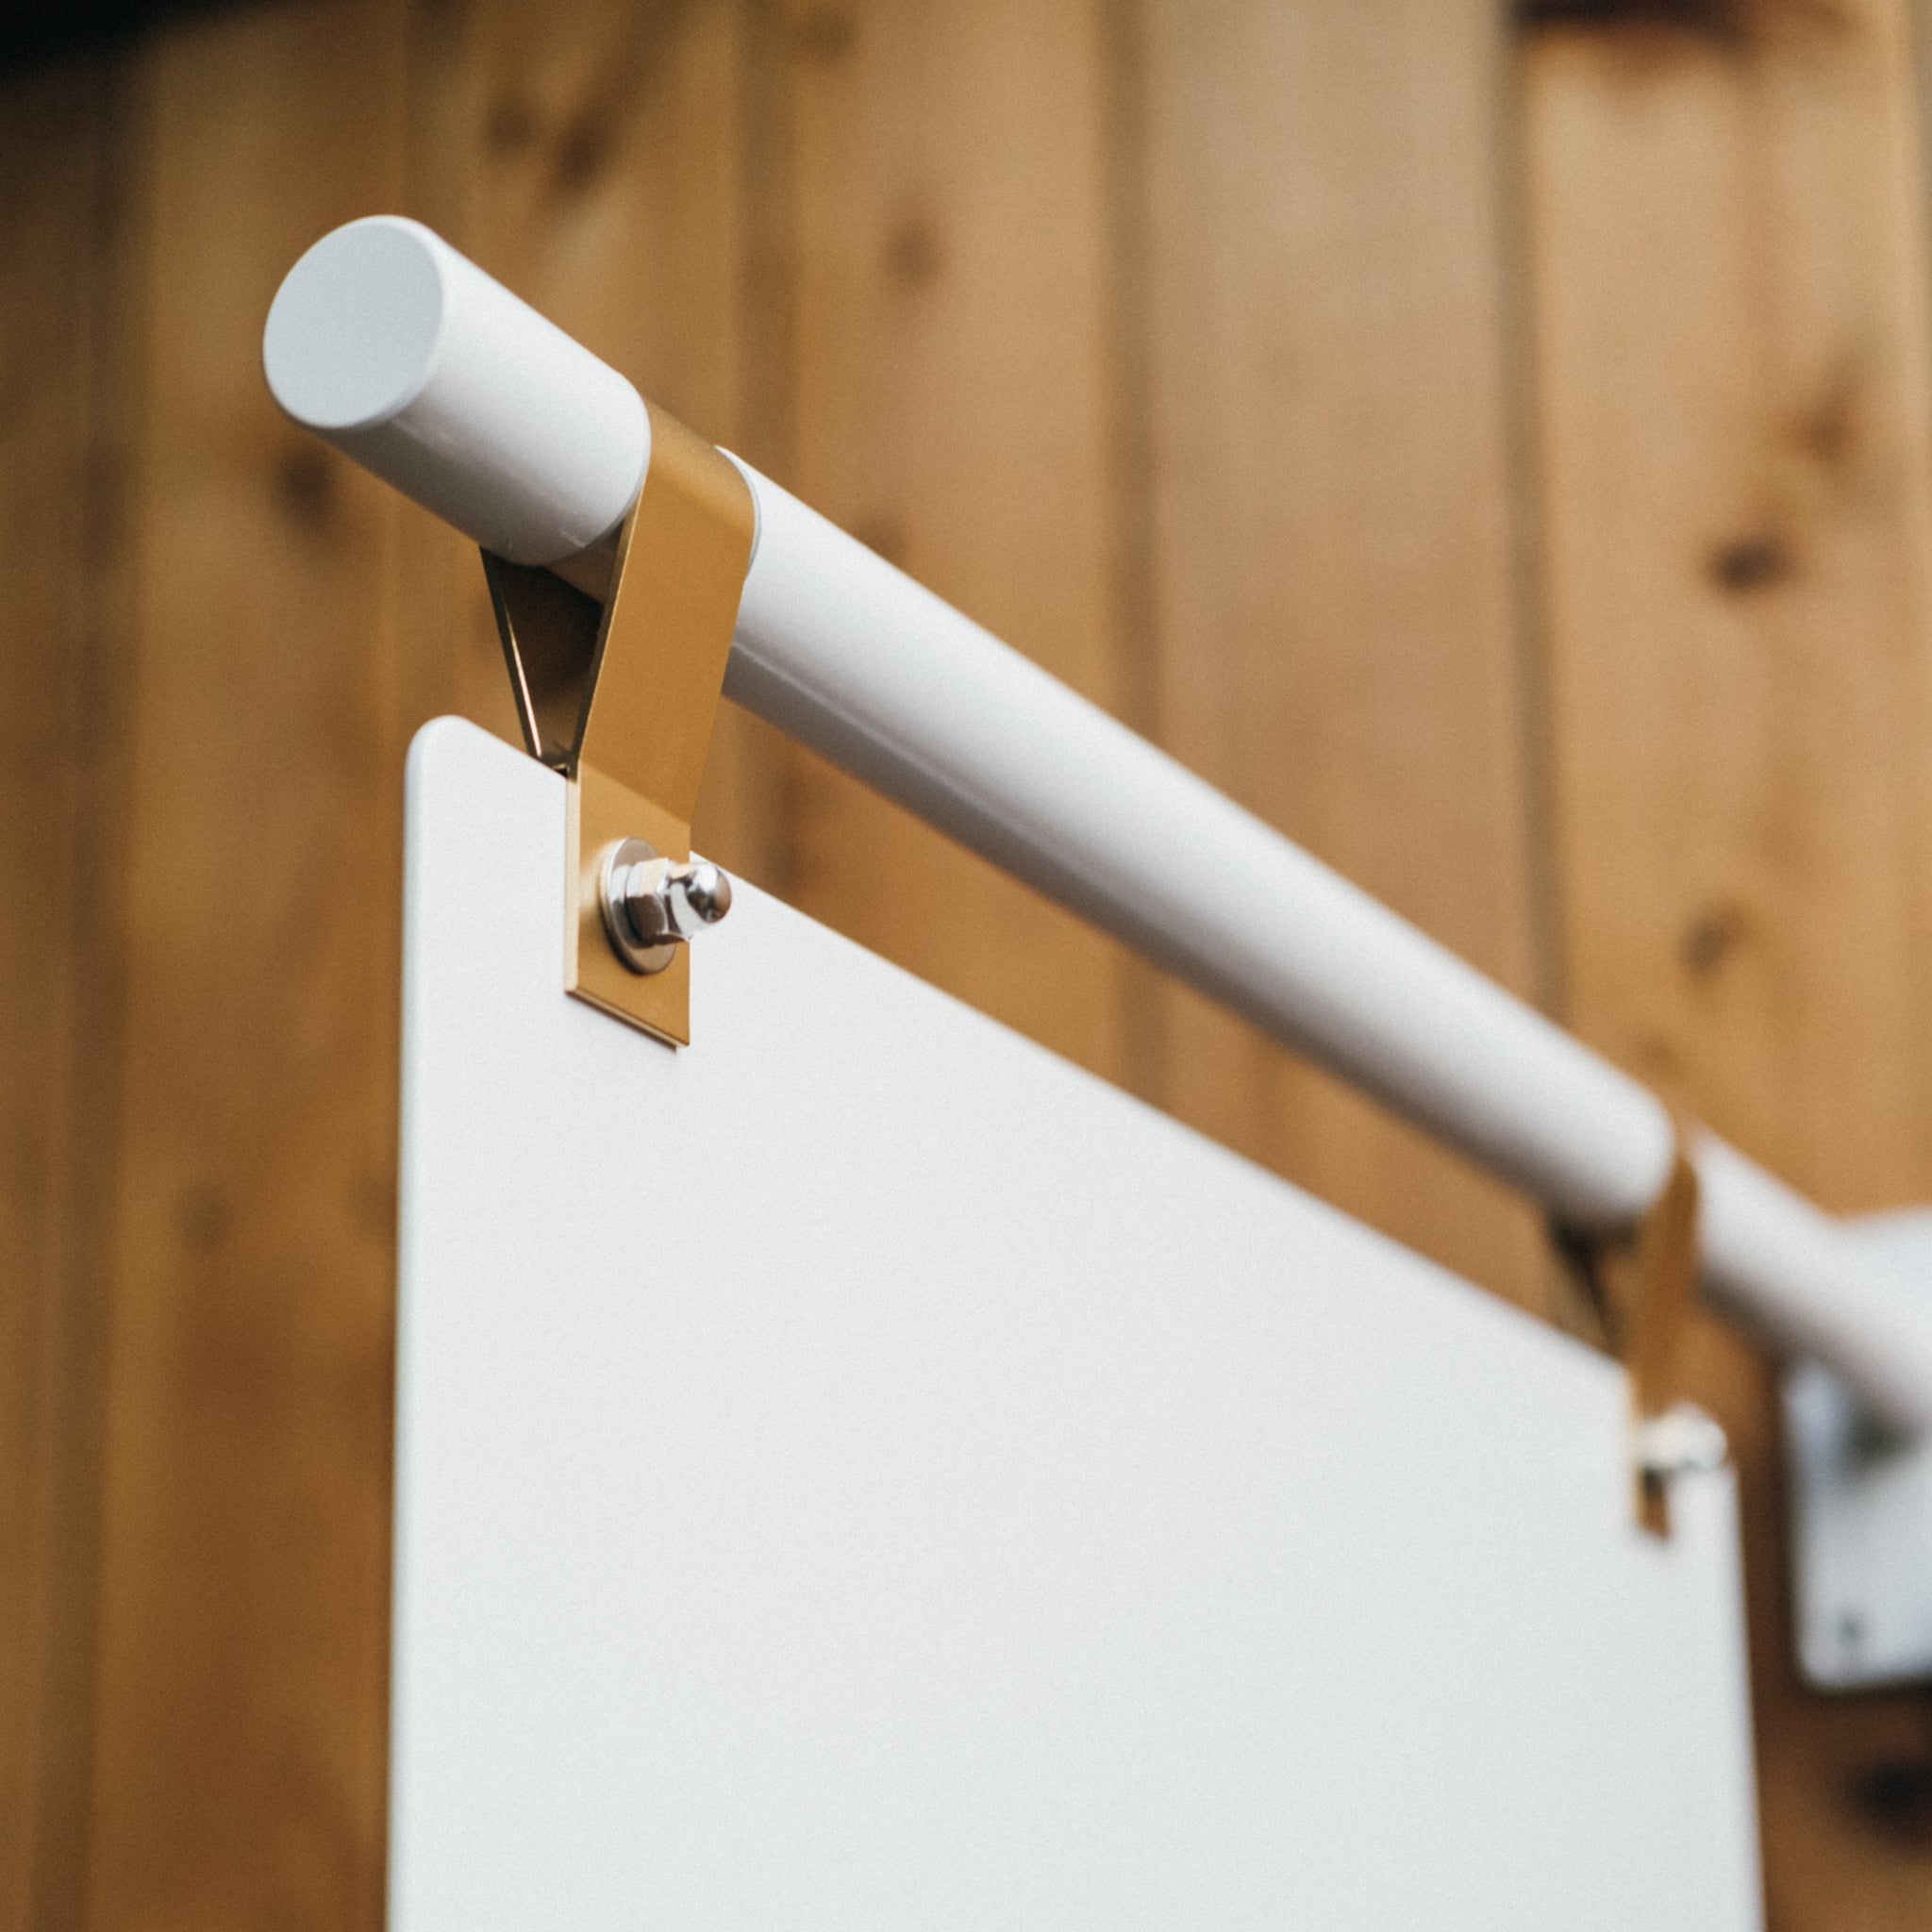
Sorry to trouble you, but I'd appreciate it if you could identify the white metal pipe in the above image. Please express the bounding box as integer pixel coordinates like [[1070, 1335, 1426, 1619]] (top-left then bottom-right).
[[266, 219, 1932, 1436], [264, 216, 647, 566], [724, 473, 1932, 1435]]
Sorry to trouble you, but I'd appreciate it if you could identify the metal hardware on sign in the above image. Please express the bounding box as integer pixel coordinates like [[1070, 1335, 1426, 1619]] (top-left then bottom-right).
[[1624, 1145, 1706, 1537], [483, 402, 757, 1045], [597, 838, 734, 975], [1556, 1137, 1715, 1537], [1786, 1211, 1932, 1688], [1631, 1405, 1728, 1484]]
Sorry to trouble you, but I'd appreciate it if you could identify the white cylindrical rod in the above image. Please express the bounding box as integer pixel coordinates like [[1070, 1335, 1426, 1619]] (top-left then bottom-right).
[[262, 223, 1932, 1434], [724, 469, 1932, 1436], [725, 472, 1672, 1225], [1694, 1138, 1932, 1425], [264, 216, 648, 566]]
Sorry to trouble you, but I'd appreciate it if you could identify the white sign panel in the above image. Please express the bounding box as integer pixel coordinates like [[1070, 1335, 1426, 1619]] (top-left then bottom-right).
[[393, 718, 1761, 1929]]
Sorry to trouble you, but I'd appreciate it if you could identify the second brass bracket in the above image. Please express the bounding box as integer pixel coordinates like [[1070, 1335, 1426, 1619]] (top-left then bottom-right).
[[1553, 1133, 1720, 1538], [1624, 1145, 1703, 1538], [484, 403, 757, 1045]]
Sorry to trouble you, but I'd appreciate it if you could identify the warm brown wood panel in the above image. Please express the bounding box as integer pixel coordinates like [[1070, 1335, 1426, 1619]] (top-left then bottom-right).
[[1520, 1, 1932, 1922], [0, 55, 128, 1932], [399, 0, 791, 890], [82, 6, 409, 1924], [774, 0, 1133, 1080], [1135, 0, 1552, 1307], [17, 0, 1932, 1922]]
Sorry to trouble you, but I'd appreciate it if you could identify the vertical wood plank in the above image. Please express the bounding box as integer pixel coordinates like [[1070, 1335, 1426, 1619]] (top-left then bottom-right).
[[406, 0, 789, 888], [1136, 0, 1552, 1306], [386, 0, 528, 774], [0, 52, 129, 1932], [0, 64, 93, 1922], [75, 7, 787, 1924], [84, 5, 409, 1924], [1521, 1, 1932, 1922], [775, 0, 1131, 1079]]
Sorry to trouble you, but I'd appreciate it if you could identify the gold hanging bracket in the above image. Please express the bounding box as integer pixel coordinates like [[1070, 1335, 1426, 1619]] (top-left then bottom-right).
[[1550, 1127, 1726, 1538], [483, 402, 757, 1046], [1623, 1142, 1707, 1537]]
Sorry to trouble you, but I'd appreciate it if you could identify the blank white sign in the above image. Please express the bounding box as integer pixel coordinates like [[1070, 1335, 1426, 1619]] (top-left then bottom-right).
[[393, 718, 1761, 1930]]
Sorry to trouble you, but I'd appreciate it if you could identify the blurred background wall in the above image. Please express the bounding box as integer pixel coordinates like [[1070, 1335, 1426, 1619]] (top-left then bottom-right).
[[8, 0, 1932, 1924]]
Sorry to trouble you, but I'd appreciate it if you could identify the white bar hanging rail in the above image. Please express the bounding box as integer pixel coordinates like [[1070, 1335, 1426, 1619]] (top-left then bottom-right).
[[266, 216, 1932, 1437]]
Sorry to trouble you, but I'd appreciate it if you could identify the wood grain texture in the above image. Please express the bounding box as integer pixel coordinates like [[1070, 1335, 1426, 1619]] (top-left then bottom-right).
[[83, 5, 408, 1924], [14, 0, 1932, 1921], [428, 0, 791, 890], [1520, 1, 1932, 1921], [1134, 0, 1553, 1307], [0, 52, 129, 1932], [773, 0, 1133, 1080]]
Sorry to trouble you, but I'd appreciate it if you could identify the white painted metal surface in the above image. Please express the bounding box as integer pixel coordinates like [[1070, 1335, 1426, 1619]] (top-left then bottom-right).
[[395, 717, 1762, 1930], [266, 221, 1932, 1438]]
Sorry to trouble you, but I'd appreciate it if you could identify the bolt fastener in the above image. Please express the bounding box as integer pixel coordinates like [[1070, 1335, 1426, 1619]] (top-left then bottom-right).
[[1632, 1402, 1729, 1483], [598, 838, 734, 975]]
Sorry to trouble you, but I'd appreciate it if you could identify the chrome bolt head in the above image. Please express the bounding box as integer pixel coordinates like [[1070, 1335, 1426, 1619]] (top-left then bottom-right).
[[597, 839, 734, 975], [676, 860, 733, 930]]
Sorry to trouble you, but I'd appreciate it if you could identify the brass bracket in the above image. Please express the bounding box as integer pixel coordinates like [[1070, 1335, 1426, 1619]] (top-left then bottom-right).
[[1553, 1138, 1713, 1538], [483, 403, 756, 1045], [1624, 1147, 1702, 1537]]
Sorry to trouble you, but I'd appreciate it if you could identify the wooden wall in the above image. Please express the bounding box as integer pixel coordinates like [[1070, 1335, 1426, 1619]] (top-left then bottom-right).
[[8, 0, 1932, 1923]]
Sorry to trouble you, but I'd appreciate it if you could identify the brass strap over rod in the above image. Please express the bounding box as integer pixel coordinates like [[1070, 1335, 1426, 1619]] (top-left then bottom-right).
[[1553, 1128, 1715, 1538], [484, 402, 758, 1046], [1624, 1143, 1702, 1537]]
